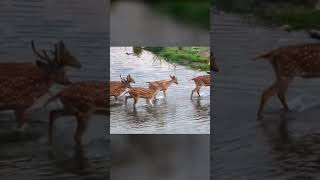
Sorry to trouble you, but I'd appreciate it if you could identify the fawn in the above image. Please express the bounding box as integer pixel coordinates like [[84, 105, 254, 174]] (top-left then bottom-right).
[[124, 83, 161, 108], [0, 41, 81, 130], [191, 75, 210, 99], [254, 43, 320, 119], [109, 75, 134, 102], [146, 75, 178, 99], [45, 80, 108, 145]]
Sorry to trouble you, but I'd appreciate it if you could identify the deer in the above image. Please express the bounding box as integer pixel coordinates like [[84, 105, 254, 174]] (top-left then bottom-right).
[[124, 83, 161, 109], [254, 43, 320, 119], [110, 75, 134, 103], [146, 75, 178, 99], [0, 40, 81, 130], [0, 41, 81, 81], [44, 80, 108, 145], [190, 75, 210, 99]]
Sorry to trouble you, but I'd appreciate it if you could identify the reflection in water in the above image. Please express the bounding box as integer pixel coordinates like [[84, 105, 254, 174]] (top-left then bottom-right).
[[110, 1, 209, 46], [111, 135, 210, 180], [212, 11, 320, 179], [0, 0, 108, 179], [110, 47, 210, 134]]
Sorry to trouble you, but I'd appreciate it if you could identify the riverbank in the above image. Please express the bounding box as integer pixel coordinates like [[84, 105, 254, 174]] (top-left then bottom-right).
[[144, 47, 210, 71]]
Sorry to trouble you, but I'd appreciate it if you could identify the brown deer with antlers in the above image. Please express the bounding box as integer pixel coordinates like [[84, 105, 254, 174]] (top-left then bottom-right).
[[254, 43, 320, 119], [110, 75, 134, 103], [146, 75, 178, 99], [45, 80, 108, 145], [0, 40, 81, 130], [124, 83, 161, 109]]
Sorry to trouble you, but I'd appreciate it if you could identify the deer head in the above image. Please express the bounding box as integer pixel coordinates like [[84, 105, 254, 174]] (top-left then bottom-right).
[[31, 40, 81, 85], [120, 75, 132, 88], [127, 74, 135, 84], [169, 75, 178, 85]]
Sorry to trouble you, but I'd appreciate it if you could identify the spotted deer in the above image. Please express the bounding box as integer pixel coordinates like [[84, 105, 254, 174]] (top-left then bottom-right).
[[0, 41, 81, 82], [124, 83, 161, 108], [254, 43, 320, 119], [110, 75, 134, 102], [45, 81, 108, 145], [191, 75, 210, 99], [146, 75, 178, 99], [0, 41, 81, 130]]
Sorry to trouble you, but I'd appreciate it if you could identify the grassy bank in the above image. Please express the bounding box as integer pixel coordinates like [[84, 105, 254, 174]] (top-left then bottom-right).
[[216, 0, 320, 30], [144, 47, 210, 71]]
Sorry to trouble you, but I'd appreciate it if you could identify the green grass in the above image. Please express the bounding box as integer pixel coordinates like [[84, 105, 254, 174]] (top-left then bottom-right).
[[144, 47, 210, 71], [149, 1, 210, 29], [216, 0, 320, 30]]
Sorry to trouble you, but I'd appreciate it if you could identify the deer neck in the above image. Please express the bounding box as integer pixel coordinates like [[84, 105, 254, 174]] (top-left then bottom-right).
[[167, 80, 174, 87]]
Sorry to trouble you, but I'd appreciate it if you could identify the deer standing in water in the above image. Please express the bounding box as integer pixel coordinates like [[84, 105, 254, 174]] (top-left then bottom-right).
[[124, 83, 161, 109], [254, 43, 320, 119], [0, 41, 81, 130], [110, 75, 134, 102], [45, 81, 108, 145], [146, 75, 178, 99]]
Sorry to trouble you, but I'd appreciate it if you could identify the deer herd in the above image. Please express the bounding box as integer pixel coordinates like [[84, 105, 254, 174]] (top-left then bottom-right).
[[0, 41, 214, 146], [2, 40, 318, 146]]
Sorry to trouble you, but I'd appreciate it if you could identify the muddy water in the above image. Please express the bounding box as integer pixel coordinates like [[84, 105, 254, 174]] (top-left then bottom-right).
[[212, 12, 320, 179], [111, 135, 210, 180], [0, 0, 108, 179], [110, 1, 209, 46], [110, 47, 210, 134]]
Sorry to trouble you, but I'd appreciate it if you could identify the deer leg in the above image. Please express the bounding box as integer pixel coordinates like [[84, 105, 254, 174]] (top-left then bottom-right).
[[133, 97, 138, 108], [74, 112, 90, 146], [277, 78, 291, 112], [191, 87, 198, 99], [48, 109, 73, 145], [125, 96, 132, 106], [197, 87, 201, 96], [149, 98, 154, 106], [15, 109, 28, 131], [163, 90, 167, 98], [114, 96, 118, 103], [257, 82, 279, 119]]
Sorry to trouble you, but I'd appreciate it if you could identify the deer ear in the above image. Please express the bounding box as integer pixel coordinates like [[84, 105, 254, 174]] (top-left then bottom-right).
[[170, 75, 173, 78]]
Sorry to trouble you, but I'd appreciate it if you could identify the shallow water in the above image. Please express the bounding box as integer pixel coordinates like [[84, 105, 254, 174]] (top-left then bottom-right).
[[0, 0, 108, 179], [110, 47, 210, 134], [212, 11, 320, 179], [111, 135, 210, 180], [110, 1, 209, 46]]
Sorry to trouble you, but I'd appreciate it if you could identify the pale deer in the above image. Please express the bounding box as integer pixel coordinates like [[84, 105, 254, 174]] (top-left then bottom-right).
[[191, 75, 210, 99], [124, 83, 161, 108], [0, 40, 81, 130], [110, 75, 133, 102], [146, 75, 178, 99], [254, 43, 320, 119], [45, 80, 108, 145]]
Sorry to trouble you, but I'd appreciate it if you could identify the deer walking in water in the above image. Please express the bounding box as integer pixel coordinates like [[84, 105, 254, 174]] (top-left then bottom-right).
[[0, 41, 81, 130], [254, 43, 320, 119], [146, 75, 178, 99], [124, 83, 161, 109], [45, 80, 108, 145], [110, 75, 134, 103], [191, 75, 210, 99]]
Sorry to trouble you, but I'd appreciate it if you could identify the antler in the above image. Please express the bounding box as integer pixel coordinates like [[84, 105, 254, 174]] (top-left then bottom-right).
[[31, 41, 51, 62]]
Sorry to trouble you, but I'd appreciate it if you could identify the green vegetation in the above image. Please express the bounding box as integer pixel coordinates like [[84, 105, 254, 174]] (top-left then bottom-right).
[[149, 1, 210, 29], [144, 47, 210, 71], [216, 0, 320, 30]]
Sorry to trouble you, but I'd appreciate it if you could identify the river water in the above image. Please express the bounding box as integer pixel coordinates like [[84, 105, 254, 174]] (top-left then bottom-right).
[[110, 47, 210, 134], [0, 0, 108, 179], [111, 135, 210, 180], [110, 0, 209, 46], [212, 11, 320, 179]]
